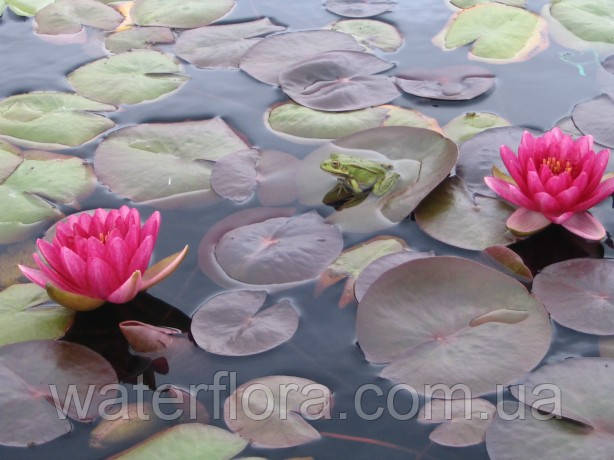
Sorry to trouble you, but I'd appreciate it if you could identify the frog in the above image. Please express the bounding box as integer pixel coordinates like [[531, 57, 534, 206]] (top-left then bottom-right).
[[320, 153, 400, 197]]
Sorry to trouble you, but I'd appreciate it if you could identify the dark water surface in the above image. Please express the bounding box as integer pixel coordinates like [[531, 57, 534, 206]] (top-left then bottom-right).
[[1, 0, 613, 459]]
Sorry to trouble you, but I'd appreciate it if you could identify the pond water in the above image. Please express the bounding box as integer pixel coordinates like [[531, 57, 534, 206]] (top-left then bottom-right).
[[1, 0, 613, 459]]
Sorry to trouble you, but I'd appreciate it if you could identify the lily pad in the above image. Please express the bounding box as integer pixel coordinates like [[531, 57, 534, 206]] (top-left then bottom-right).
[[329, 19, 403, 52], [324, 0, 397, 18], [4, 0, 54, 16], [356, 256, 552, 397], [90, 403, 160, 449], [0, 340, 117, 447], [68, 50, 189, 105], [550, 0, 614, 47], [0, 92, 115, 149], [0, 283, 73, 346], [267, 102, 441, 142], [598, 55, 614, 98], [415, 177, 517, 251], [571, 94, 614, 148], [111, 424, 247, 460], [0, 239, 36, 288], [224, 375, 332, 448], [0, 146, 97, 244], [481, 245, 532, 282], [396, 65, 496, 100], [239, 30, 363, 85], [278, 50, 400, 112], [451, 0, 526, 7], [94, 118, 249, 208], [486, 358, 614, 460], [532, 258, 614, 335], [175, 18, 286, 69], [191, 290, 299, 356], [132, 0, 235, 29], [105, 27, 175, 54], [35, 0, 123, 35], [443, 112, 510, 144], [435, 3, 548, 62], [119, 320, 181, 353]]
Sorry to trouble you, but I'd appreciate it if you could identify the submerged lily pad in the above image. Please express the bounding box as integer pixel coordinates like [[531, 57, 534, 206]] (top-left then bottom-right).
[[224, 375, 332, 448], [175, 18, 286, 69], [571, 94, 614, 148], [329, 19, 403, 52], [132, 0, 235, 29], [191, 290, 299, 356], [94, 118, 249, 208], [532, 258, 614, 335], [68, 50, 189, 105], [357, 256, 551, 397], [324, 0, 397, 18], [105, 27, 175, 54], [0, 92, 115, 149], [436, 3, 548, 62], [0, 284, 73, 346], [279, 51, 400, 112], [4, 0, 54, 16], [240, 30, 363, 85], [35, 0, 123, 35], [396, 66, 496, 100], [443, 112, 510, 144], [267, 102, 441, 142]]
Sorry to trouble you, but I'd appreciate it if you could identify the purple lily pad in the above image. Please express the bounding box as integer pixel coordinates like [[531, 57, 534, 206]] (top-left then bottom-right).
[[0, 340, 117, 447], [598, 55, 614, 98], [278, 51, 400, 112], [357, 256, 552, 397], [239, 30, 363, 85], [324, 0, 397, 18], [532, 258, 614, 335], [191, 290, 299, 356], [395, 65, 495, 100], [571, 94, 614, 148]]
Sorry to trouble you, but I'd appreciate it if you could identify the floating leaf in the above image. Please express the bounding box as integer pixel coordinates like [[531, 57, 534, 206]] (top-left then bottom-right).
[[191, 290, 299, 356], [0, 239, 35, 288], [415, 177, 517, 251], [110, 424, 247, 459], [532, 258, 614, 335], [324, 0, 397, 18], [550, 0, 614, 46], [357, 256, 551, 397], [240, 30, 363, 85], [105, 26, 175, 54], [35, 0, 123, 35], [175, 18, 286, 69], [224, 375, 332, 448], [4, 0, 54, 16], [598, 55, 614, 98], [481, 245, 532, 282], [132, 0, 235, 29], [571, 94, 614, 148], [94, 118, 249, 208], [435, 3, 548, 62], [278, 51, 400, 111], [90, 403, 159, 449], [68, 50, 188, 105], [0, 92, 115, 149], [329, 19, 403, 52], [451, 0, 526, 7], [443, 112, 510, 144], [119, 320, 181, 353], [0, 284, 73, 346], [396, 65, 495, 100], [267, 102, 441, 142]]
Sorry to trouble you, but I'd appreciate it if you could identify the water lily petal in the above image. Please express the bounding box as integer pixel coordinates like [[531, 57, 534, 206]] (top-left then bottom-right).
[[533, 192, 561, 215], [128, 235, 154, 275], [544, 173, 569, 196], [37, 239, 63, 274], [141, 211, 161, 244], [33, 253, 80, 293], [500, 145, 525, 187], [107, 270, 142, 304], [571, 176, 614, 212], [46, 283, 105, 311], [18, 265, 51, 289], [86, 236, 107, 260], [506, 208, 551, 236], [561, 212, 606, 241], [141, 244, 189, 290], [60, 246, 88, 288], [586, 149, 610, 192], [556, 186, 581, 209], [106, 237, 129, 280], [87, 257, 121, 299], [526, 170, 545, 195], [484, 176, 534, 209]]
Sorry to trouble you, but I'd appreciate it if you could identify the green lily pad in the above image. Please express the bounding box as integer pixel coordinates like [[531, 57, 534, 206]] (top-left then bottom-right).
[[68, 50, 189, 105], [35, 0, 123, 35], [329, 19, 403, 52], [132, 0, 235, 29], [436, 3, 548, 62], [443, 112, 510, 144], [94, 118, 249, 208], [105, 27, 175, 54], [4, 0, 54, 16], [267, 101, 441, 142], [0, 239, 36, 288], [0, 284, 73, 346], [550, 0, 614, 46], [451, 0, 526, 7], [0, 92, 115, 149]]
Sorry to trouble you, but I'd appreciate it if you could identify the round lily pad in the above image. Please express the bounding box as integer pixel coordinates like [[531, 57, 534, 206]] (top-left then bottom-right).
[[571, 94, 614, 148], [175, 18, 286, 69], [224, 375, 332, 448], [0, 92, 115, 149], [324, 0, 397, 18], [278, 50, 400, 111], [395, 66, 496, 100], [451, 0, 526, 7], [94, 118, 249, 208], [132, 0, 235, 29], [68, 50, 189, 105], [532, 258, 614, 335], [35, 0, 123, 35], [105, 27, 175, 54], [191, 290, 299, 356], [598, 55, 614, 98], [550, 0, 614, 46], [443, 112, 510, 144], [239, 30, 363, 85], [356, 256, 552, 397], [329, 19, 403, 52]]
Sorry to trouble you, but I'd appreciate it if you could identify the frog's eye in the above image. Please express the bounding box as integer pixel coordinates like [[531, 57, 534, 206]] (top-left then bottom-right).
[[331, 161, 340, 168]]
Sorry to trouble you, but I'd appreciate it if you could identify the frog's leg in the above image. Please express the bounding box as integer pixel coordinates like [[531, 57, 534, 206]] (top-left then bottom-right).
[[347, 177, 364, 194], [373, 172, 400, 196], [338, 191, 370, 209]]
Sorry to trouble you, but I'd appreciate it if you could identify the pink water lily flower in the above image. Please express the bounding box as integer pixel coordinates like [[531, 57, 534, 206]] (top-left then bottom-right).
[[19, 206, 188, 311], [484, 128, 614, 240]]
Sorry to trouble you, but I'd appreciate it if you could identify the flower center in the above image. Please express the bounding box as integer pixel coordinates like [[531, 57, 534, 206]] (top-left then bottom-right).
[[98, 232, 109, 244], [542, 156, 573, 175]]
